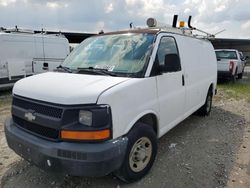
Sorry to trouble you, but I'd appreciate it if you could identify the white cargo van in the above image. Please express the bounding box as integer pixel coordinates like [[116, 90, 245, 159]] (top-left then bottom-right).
[[0, 31, 70, 89], [5, 16, 217, 182]]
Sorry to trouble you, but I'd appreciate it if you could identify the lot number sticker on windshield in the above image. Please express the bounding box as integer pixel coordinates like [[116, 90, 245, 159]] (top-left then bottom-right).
[[94, 65, 115, 71]]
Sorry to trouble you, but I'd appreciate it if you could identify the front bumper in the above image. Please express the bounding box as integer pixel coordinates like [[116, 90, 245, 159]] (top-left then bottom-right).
[[5, 118, 128, 177]]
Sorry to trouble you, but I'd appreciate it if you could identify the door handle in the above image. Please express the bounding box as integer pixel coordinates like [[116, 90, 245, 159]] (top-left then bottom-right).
[[182, 74, 185, 86]]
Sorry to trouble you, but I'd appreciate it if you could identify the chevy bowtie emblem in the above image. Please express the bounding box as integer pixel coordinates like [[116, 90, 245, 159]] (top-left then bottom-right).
[[24, 111, 36, 122]]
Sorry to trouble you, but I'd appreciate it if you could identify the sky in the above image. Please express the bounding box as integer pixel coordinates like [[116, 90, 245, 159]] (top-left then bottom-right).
[[0, 0, 250, 39]]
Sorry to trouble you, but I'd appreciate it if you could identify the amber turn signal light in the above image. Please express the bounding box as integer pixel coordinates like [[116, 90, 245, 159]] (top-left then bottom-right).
[[61, 129, 111, 141], [179, 21, 185, 28]]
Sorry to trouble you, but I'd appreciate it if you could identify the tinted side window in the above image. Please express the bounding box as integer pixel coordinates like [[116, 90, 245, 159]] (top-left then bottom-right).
[[150, 37, 181, 76], [158, 37, 178, 64], [156, 37, 181, 72]]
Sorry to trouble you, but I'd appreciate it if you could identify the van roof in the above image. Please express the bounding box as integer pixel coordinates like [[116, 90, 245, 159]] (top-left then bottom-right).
[[0, 32, 66, 39], [99, 28, 160, 36], [215, 49, 238, 52], [96, 27, 192, 38]]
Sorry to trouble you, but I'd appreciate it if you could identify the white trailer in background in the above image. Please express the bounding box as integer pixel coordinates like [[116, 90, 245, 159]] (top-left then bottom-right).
[[0, 32, 70, 89]]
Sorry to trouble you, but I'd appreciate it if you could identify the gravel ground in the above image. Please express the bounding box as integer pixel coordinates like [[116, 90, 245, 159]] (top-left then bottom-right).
[[0, 75, 250, 188]]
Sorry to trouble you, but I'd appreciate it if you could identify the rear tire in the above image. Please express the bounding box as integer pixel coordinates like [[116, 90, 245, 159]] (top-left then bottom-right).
[[114, 123, 157, 183], [231, 68, 237, 82], [231, 73, 237, 82], [198, 88, 213, 116]]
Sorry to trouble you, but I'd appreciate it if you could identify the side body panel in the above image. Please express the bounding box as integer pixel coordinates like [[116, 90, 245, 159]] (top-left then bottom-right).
[[176, 35, 217, 116], [97, 78, 159, 139]]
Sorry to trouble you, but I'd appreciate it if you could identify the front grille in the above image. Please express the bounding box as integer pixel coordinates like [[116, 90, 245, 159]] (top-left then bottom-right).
[[13, 116, 59, 140], [13, 96, 63, 119]]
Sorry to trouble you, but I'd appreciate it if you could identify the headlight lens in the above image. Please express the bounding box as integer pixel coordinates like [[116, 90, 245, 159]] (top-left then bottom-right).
[[79, 110, 92, 126]]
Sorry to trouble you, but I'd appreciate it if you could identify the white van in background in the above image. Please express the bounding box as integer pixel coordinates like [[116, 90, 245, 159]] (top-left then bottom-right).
[[5, 16, 217, 182], [0, 31, 70, 89]]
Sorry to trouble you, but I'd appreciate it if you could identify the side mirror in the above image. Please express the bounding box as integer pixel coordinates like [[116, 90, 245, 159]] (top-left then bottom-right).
[[159, 54, 181, 73]]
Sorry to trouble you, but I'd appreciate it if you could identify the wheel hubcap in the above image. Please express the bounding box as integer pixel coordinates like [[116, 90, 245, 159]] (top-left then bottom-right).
[[129, 137, 152, 172]]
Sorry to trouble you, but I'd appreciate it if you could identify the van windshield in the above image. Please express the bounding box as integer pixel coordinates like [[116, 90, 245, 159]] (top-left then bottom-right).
[[62, 33, 155, 77], [215, 51, 237, 60]]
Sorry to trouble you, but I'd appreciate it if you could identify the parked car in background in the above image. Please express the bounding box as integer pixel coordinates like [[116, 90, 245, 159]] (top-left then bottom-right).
[[215, 49, 245, 81], [0, 31, 70, 89]]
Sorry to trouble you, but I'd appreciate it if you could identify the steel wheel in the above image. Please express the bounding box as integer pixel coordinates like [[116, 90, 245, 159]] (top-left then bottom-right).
[[114, 123, 157, 182], [129, 137, 152, 172]]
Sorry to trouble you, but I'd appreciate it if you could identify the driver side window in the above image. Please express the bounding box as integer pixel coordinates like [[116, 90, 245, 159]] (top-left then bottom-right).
[[154, 37, 181, 73], [158, 37, 178, 64]]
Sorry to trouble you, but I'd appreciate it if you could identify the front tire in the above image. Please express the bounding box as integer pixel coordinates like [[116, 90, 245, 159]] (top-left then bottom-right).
[[115, 123, 157, 182]]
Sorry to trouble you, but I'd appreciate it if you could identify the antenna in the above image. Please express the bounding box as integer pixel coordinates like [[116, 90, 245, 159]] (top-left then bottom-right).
[[214, 29, 226, 36], [187, 15, 215, 38], [189, 16, 225, 37]]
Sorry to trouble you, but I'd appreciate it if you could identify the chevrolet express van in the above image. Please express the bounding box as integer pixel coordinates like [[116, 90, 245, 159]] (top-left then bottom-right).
[[5, 18, 217, 182]]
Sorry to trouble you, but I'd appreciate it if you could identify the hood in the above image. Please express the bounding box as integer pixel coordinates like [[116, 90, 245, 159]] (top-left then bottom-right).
[[13, 72, 130, 105]]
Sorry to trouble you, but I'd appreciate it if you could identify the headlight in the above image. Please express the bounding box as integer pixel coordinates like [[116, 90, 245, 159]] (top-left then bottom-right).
[[61, 105, 112, 141], [79, 110, 92, 126]]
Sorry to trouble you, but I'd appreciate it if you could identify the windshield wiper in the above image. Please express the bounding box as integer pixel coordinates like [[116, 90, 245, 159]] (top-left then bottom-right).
[[56, 65, 72, 73], [77, 67, 117, 76]]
